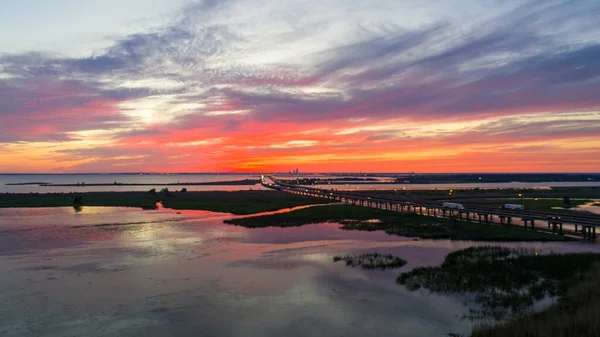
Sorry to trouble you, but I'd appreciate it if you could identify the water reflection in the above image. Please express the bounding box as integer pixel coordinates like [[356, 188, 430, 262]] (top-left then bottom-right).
[[0, 206, 599, 337]]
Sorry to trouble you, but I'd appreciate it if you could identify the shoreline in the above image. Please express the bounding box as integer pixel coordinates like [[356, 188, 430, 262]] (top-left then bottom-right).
[[0, 190, 331, 215], [5, 179, 260, 187]]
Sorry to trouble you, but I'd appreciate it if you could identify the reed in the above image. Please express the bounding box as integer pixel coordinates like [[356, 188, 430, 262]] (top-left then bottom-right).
[[396, 246, 600, 321], [472, 264, 600, 337], [333, 252, 407, 270]]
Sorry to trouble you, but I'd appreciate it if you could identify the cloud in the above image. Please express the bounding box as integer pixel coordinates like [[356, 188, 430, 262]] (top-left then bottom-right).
[[0, 77, 131, 142], [1, 0, 600, 172]]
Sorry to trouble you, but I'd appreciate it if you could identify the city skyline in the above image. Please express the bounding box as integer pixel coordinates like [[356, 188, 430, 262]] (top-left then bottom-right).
[[1, 0, 600, 173]]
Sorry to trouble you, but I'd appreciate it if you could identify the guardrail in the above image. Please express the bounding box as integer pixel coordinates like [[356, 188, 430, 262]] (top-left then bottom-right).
[[262, 175, 599, 239]]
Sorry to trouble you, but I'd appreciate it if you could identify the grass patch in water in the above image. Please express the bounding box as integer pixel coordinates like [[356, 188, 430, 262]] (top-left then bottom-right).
[[225, 204, 569, 241], [333, 252, 407, 269], [396, 246, 600, 321]]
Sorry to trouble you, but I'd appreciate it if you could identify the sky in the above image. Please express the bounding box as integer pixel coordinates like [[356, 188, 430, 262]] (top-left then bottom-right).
[[1, 0, 599, 173]]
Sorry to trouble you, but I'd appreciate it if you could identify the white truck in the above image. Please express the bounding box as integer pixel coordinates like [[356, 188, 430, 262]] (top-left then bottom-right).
[[501, 204, 525, 211], [443, 202, 464, 210]]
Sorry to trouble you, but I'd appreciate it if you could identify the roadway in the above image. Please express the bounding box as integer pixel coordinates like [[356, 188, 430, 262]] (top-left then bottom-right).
[[261, 175, 599, 239]]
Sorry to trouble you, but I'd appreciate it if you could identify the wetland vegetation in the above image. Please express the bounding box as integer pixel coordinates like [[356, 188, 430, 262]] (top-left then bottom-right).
[[333, 252, 407, 269], [396, 246, 600, 323], [225, 204, 569, 241], [0, 190, 331, 215], [472, 264, 600, 337], [5, 179, 261, 187]]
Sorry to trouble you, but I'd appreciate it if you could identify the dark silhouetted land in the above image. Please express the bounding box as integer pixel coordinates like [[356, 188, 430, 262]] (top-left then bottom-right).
[[6, 179, 260, 187], [225, 204, 570, 241], [0, 190, 331, 215], [394, 246, 600, 336], [280, 173, 600, 185]]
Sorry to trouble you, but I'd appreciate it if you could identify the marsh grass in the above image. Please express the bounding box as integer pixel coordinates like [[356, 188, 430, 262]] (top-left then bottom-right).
[[162, 190, 331, 214], [396, 246, 600, 321], [333, 252, 407, 270], [0, 191, 329, 214], [472, 264, 600, 337], [226, 204, 568, 241]]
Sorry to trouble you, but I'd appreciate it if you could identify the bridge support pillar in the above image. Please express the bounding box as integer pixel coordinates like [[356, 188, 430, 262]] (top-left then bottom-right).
[[585, 226, 592, 238], [585, 226, 592, 239], [550, 222, 558, 234], [584, 226, 596, 239]]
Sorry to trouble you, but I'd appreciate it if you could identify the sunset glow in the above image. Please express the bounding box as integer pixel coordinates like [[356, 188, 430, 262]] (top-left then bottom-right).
[[1, 0, 599, 173]]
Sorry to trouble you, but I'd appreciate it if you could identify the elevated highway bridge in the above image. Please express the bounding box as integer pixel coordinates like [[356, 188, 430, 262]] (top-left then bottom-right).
[[261, 175, 599, 240]]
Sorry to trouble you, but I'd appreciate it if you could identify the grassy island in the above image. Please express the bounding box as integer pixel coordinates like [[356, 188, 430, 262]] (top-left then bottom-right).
[[333, 252, 407, 269], [225, 204, 570, 241]]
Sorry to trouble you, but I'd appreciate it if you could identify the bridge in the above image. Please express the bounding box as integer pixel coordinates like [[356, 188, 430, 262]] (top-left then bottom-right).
[[261, 175, 599, 240]]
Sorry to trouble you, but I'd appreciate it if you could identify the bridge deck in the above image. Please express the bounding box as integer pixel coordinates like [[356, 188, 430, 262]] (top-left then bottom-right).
[[262, 176, 599, 240]]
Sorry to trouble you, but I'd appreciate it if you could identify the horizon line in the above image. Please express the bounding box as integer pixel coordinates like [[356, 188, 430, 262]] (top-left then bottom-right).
[[1, 172, 599, 175]]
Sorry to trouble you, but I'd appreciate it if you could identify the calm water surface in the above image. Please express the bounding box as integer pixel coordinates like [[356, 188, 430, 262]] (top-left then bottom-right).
[[4, 174, 600, 193], [1, 206, 599, 337], [0, 174, 264, 193]]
